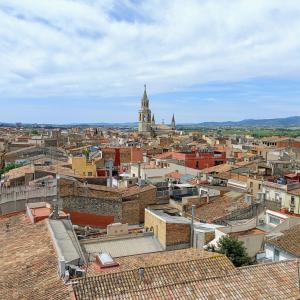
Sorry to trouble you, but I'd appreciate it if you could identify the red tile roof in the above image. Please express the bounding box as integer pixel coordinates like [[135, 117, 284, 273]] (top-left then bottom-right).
[[72, 258, 300, 299], [0, 213, 70, 300], [165, 170, 183, 179], [267, 224, 300, 257], [194, 191, 249, 223]]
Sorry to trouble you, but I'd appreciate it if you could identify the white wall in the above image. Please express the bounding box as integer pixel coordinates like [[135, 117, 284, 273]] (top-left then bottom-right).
[[130, 162, 199, 181], [265, 243, 295, 261]]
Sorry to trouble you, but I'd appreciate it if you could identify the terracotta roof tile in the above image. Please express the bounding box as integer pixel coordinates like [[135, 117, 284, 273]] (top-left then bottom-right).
[[73, 255, 236, 299], [0, 214, 70, 300], [86, 248, 219, 276], [194, 191, 249, 223], [72, 258, 300, 299], [267, 224, 300, 257]]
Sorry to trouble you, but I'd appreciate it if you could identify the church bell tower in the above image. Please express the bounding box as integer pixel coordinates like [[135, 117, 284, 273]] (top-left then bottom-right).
[[138, 85, 152, 133]]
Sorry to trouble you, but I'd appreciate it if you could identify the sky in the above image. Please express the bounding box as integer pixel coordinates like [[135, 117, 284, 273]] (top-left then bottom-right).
[[1, 0, 300, 124]]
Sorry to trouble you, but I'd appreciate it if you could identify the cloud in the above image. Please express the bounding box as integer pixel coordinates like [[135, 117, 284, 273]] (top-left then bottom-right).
[[0, 0, 300, 122]]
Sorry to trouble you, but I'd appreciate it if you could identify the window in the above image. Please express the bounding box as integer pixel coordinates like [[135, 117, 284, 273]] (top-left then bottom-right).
[[250, 182, 253, 188], [269, 215, 281, 225], [291, 196, 295, 206], [275, 193, 281, 202], [258, 184, 261, 190], [274, 249, 280, 261], [88, 172, 92, 176]]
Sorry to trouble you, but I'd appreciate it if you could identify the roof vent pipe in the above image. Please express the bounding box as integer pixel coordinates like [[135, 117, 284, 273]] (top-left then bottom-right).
[[138, 267, 145, 282], [138, 162, 141, 180], [108, 159, 113, 188]]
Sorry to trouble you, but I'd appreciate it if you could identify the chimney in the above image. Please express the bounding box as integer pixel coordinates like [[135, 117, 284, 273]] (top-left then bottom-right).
[[206, 194, 210, 204], [138, 267, 145, 282], [50, 198, 59, 219], [138, 162, 144, 187]]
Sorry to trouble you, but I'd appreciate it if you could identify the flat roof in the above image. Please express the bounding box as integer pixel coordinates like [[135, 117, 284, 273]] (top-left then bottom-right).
[[48, 218, 84, 264], [81, 235, 164, 258], [146, 208, 191, 224]]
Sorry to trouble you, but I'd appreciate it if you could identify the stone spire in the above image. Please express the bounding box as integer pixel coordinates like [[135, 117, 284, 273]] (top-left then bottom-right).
[[152, 114, 155, 124], [171, 113, 176, 130], [141, 84, 149, 108]]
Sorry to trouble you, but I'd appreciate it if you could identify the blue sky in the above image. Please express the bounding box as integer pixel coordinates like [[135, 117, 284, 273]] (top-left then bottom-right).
[[1, 0, 300, 123]]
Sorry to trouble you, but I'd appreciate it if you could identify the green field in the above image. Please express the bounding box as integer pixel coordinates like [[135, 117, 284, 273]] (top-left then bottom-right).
[[179, 126, 300, 138]]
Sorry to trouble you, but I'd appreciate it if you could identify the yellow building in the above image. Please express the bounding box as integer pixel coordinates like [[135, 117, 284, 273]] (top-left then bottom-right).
[[71, 156, 97, 177]]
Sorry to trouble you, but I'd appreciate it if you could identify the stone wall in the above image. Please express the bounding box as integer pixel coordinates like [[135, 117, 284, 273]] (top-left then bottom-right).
[[59, 179, 122, 222], [59, 179, 157, 225], [166, 223, 190, 246], [63, 196, 122, 222], [122, 199, 140, 224]]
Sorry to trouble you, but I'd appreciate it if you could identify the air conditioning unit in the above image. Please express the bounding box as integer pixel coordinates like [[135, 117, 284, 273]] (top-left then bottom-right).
[[75, 268, 86, 277], [64, 270, 70, 282], [66, 264, 78, 277]]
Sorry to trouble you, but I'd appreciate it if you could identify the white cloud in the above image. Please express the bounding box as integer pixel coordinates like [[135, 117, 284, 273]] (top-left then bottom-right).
[[0, 0, 300, 99]]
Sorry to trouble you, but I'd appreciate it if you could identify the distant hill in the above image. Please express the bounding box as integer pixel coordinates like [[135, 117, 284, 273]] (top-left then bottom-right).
[[179, 116, 300, 128], [1, 116, 300, 128]]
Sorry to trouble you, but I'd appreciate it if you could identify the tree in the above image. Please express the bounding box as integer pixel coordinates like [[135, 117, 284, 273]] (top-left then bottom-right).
[[82, 149, 91, 160], [208, 235, 252, 267], [0, 162, 23, 177], [31, 129, 39, 135]]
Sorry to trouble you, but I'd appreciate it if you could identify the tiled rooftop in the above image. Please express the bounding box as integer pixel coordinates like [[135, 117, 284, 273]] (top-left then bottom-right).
[[72, 257, 300, 299], [194, 191, 249, 223], [267, 224, 300, 257], [73, 255, 236, 299], [200, 163, 234, 174], [289, 188, 300, 196], [87, 248, 219, 276], [0, 213, 70, 300]]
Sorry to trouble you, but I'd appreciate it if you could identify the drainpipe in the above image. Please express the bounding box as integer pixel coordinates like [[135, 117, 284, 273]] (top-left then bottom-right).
[[190, 205, 196, 248], [108, 159, 113, 188], [138, 162, 141, 186]]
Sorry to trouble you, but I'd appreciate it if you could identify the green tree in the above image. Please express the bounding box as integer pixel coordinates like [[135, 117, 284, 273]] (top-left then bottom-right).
[[31, 129, 39, 135], [208, 235, 252, 267], [0, 162, 23, 177], [82, 149, 91, 160]]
